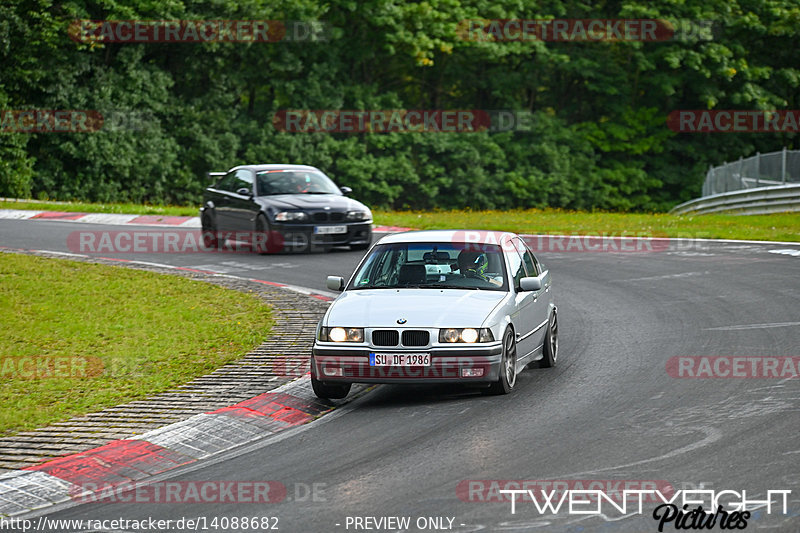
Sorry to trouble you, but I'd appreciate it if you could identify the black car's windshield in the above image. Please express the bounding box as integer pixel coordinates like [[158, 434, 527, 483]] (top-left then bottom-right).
[[255, 170, 341, 196], [349, 242, 508, 291]]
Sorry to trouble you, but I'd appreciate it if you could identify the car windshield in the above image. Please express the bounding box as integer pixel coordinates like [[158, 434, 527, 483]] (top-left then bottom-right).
[[349, 242, 508, 291], [255, 170, 341, 196]]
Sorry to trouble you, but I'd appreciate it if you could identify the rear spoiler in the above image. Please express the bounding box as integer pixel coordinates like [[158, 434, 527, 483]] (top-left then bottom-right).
[[207, 171, 226, 183]]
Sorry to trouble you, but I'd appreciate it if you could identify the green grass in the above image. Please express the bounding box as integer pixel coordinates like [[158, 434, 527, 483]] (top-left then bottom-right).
[[0, 253, 273, 436], [373, 209, 800, 242], [0, 199, 197, 216]]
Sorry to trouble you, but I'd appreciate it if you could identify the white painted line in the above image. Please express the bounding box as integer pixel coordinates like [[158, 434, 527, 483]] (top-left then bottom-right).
[[769, 249, 800, 256], [705, 321, 800, 331], [612, 271, 710, 283], [30, 250, 87, 258]]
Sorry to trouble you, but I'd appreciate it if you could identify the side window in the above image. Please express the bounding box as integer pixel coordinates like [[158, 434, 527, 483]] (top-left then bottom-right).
[[215, 171, 239, 192], [506, 243, 525, 291], [234, 169, 254, 193], [522, 250, 538, 276]]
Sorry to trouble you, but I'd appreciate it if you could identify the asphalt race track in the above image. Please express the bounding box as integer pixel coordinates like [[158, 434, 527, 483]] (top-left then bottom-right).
[[2, 218, 800, 532]]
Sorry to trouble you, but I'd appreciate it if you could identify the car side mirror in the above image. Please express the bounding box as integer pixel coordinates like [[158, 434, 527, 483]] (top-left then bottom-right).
[[340, 186, 352, 195], [326, 275, 345, 291], [236, 187, 252, 197], [520, 276, 542, 291]]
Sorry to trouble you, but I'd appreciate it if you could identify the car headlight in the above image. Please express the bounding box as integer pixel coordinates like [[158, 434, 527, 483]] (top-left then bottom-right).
[[439, 328, 494, 343], [319, 327, 364, 342], [275, 211, 308, 222], [346, 210, 371, 221]]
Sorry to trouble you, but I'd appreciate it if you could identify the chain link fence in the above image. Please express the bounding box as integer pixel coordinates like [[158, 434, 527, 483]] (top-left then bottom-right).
[[703, 148, 800, 197]]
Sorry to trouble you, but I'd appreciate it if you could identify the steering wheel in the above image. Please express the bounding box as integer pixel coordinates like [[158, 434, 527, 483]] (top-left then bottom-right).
[[463, 269, 486, 280]]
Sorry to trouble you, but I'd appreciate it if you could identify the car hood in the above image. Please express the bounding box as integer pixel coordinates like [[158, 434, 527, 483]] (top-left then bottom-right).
[[325, 289, 508, 328], [258, 194, 367, 211]]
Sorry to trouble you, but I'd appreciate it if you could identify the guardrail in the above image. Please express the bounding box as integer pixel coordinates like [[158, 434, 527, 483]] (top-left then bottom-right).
[[670, 184, 800, 215]]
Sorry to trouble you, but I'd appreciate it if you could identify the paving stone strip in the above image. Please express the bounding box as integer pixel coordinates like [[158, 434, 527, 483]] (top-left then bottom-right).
[[0, 249, 330, 471]]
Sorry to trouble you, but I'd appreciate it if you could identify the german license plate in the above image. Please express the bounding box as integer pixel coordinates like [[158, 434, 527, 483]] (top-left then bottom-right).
[[314, 225, 347, 235], [370, 353, 431, 367]]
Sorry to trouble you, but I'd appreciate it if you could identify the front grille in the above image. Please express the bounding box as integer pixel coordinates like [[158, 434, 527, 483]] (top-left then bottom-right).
[[312, 212, 328, 222], [330, 212, 345, 222], [402, 330, 429, 347], [372, 330, 399, 346]]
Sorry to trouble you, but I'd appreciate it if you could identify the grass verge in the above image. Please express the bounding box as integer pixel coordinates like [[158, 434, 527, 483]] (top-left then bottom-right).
[[0, 253, 273, 436], [374, 209, 800, 242]]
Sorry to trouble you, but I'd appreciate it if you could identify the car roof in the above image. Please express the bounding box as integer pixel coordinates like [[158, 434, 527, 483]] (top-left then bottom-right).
[[232, 164, 322, 172], [375, 229, 520, 246]]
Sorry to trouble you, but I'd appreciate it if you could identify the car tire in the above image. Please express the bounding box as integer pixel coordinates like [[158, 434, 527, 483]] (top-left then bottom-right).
[[254, 214, 273, 255], [201, 212, 218, 249], [485, 327, 517, 395], [540, 312, 558, 368], [311, 375, 351, 400]]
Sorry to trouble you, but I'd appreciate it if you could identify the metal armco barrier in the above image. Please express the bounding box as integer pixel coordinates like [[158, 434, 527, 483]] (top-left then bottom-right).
[[672, 148, 800, 215]]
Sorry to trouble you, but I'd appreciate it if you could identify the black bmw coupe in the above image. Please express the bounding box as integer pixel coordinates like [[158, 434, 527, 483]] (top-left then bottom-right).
[[200, 164, 373, 253]]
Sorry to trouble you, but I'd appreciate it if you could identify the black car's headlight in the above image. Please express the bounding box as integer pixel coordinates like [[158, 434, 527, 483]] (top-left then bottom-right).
[[275, 211, 308, 222], [346, 210, 371, 221], [439, 328, 494, 343], [319, 327, 365, 342]]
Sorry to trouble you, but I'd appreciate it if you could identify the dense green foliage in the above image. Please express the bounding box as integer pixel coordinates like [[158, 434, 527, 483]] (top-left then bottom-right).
[[1, 0, 798, 211]]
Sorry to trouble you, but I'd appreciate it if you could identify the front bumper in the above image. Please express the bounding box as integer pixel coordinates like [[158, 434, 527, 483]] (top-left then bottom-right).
[[272, 221, 372, 250], [311, 343, 503, 384]]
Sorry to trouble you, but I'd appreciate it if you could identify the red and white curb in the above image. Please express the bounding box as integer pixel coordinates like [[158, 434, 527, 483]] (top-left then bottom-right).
[[0, 376, 353, 517], [0, 209, 202, 227], [0, 208, 407, 233], [0, 248, 351, 517]]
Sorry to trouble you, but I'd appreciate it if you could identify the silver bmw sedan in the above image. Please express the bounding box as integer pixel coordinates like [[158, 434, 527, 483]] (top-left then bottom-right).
[[311, 230, 558, 399]]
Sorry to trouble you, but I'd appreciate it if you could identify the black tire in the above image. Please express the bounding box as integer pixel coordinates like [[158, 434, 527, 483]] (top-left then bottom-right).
[[311, 375, 351, 399], [540, 312, 558, 368], [485, 327, 517, 395], [201, 212, 218, 249], [254, 214, 273, 255]]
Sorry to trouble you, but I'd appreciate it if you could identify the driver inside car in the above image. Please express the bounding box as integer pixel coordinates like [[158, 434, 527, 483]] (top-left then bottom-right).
[[454, 249, 493, 283]]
